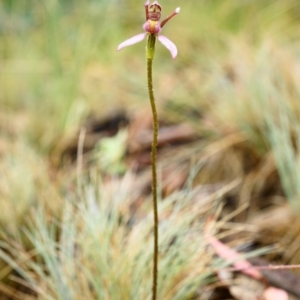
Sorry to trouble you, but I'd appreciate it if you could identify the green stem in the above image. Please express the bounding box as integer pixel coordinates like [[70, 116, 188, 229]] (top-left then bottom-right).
[[146, 34, 159, 300]]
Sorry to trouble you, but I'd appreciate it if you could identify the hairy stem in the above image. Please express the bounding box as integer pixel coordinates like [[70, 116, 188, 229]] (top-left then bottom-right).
[[147, 35, 159, 300]]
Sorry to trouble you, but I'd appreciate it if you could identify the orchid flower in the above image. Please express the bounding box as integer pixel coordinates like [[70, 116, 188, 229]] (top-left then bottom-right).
[[117, 1, 180, 59], [117, 3, 180, 299]]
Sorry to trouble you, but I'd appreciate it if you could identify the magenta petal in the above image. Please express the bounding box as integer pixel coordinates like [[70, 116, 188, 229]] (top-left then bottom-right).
[[157, 35, 178, 59], [117, 33, 147, 51]]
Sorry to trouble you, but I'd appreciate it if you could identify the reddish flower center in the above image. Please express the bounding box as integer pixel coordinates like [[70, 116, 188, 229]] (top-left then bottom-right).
[[143, 20, 161, 34]]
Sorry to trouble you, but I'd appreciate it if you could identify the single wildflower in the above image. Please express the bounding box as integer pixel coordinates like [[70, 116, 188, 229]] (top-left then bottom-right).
[[117, 1, 180, 59]]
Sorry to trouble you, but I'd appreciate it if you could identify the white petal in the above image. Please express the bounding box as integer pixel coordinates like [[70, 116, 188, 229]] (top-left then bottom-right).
[[157, 35, 178, 59], [117, 33, 147, 51]]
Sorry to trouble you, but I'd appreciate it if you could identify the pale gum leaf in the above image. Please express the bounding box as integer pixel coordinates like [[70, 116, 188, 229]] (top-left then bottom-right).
[[263, 287, 289, 300]]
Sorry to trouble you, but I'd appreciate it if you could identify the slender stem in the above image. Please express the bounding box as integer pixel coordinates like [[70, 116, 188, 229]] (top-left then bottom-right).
[[146, 35, 159, 300]]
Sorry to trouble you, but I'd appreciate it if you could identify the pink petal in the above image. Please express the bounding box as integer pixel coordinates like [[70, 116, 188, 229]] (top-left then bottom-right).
[[117, 33, 147, 51], [157, 35, 178, 59]]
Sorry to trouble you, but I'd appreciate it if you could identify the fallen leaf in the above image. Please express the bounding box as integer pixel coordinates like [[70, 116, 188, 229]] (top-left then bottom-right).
[[263, 287, 289, 300], [205, 232, 262, 280]]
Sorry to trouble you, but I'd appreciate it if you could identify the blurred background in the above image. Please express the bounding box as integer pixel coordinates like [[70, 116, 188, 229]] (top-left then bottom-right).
[[2, 0, 300, 299]]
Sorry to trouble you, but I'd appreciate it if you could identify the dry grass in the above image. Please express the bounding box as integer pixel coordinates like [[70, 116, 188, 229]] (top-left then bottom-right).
[[0, 171, 236, 300]]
